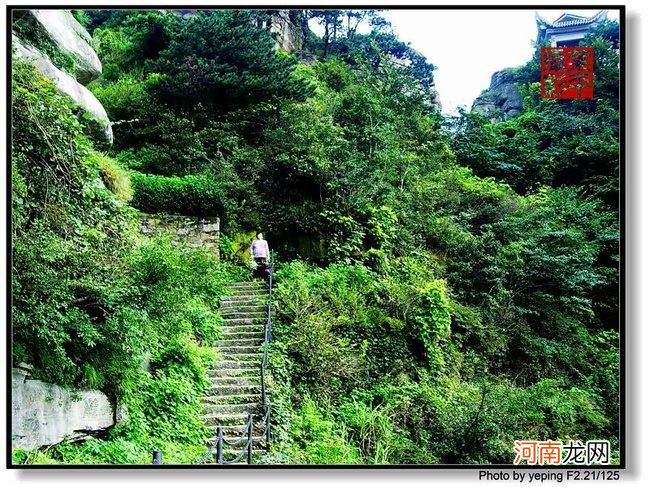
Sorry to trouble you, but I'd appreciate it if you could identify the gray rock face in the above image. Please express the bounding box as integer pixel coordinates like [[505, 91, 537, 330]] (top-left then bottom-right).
[[28, 9, 102, 84], [268, 10, 304, 52], [472, 69, 524, 122], [13, 35, 113, 143], [12, 367, 114, 450]]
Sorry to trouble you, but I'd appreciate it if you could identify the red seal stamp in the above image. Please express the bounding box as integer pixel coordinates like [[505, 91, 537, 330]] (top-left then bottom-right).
[[540, 47, 594, 100]]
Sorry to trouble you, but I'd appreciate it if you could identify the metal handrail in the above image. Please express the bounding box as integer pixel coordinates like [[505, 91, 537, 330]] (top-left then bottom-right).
[[260, 266, 273, 444], [219, 415, 254, 465], [221, 421, 250, 447]]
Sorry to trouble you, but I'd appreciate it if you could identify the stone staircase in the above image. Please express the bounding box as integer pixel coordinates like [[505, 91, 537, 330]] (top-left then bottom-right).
[[203, 280, 269, 462]]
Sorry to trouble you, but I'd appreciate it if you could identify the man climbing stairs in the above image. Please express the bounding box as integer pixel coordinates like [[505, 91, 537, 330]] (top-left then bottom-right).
[[202, 280, 270, 463]]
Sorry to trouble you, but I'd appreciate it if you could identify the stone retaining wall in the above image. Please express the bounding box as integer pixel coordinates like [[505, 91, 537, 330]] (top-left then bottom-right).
[[140, 214, 220, 254]]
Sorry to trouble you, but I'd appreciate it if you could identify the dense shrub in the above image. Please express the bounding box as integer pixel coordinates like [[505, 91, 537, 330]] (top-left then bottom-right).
[[130, 172, 227, 216], [12, 59, 138, 388], [87, 150, 133, 201], [284, 399, 361, 464]]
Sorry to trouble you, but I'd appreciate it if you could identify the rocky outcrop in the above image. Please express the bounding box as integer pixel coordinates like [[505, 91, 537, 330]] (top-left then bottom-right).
[[12, 35, 113, 144], [268, 10, 304, 53], [27, 9, 102, 84], [12, 9, 113, 143], [12, 366, 114, 450], [471, 69, 523, 122]]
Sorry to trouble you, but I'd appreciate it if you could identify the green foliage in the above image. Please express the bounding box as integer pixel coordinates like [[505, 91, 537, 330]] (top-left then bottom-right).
[[452, 27, 620, 204], [130, 172, 227, 216], [12, 58, 137, 387], [71, 9, 91, 27], [285, 399, 361, 464], [410, 280, 452, 370], [338, 398, 411, 464], [152, 10, 311, 107], [12, 9, 620, 465], [87, 150, 133, 201], [12, 59, 237, 464], [272, 257, 455, 398]]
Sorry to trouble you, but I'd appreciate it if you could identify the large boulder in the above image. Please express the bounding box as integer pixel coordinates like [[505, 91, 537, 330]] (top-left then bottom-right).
[[471, 69, 524, 122], [25, 9, 102, 84], [13, 35, 113, 143], [12, 366, 114, 451]]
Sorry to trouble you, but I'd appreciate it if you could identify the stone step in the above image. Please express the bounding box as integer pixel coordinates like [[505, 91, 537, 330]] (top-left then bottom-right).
[[221, 328, 264, 337], [220, 304, 267, 312], [203, 436, 266, 447], [210, 376, 259, 386], [220, 332, 264, 340], [219, 296, 268, 307], [203, 393, 261, 404], [202, 447, 268, 461], [221, 353, 262, 363], [205, 422, 266, 437], [209, 360, 261, 371], [221, 311, 267, 319], [203, 411, 262, 425], [218, 337, 264, 347], [222, 322, 263, 329], [227, 290, 267, 297], [223, 317, 265, 325], [223, 435, 265, 445], [228, 284, 267, 290], [224, 295, 267, 302], [220, 344, 263, 354], [208, 366, 259, 377], [205, 384, 262, 396], [220, 306, 265, 314], [222, 325, 265, 333], [223, 286, 265, 292], [222, 329, 263, 339], [229, 282, 267, 288], [203, 382, 262, 396], [205, 402, 260, 413]]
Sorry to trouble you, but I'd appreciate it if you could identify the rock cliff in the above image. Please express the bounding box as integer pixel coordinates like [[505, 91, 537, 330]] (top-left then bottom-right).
[[12, 10, 113, 143], [12, 366, 114, 451], [267, 10, 305, 53], [471, 69, 524, 122]]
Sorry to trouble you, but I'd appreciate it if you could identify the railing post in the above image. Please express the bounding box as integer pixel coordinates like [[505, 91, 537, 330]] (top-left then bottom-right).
[[152, 450, 162, 465], [215, 425, 223, 464], [246, 414, 253, 464]]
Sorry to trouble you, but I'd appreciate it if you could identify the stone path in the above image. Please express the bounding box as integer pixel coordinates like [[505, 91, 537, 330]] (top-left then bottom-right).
[[203, 281, 269, 461]]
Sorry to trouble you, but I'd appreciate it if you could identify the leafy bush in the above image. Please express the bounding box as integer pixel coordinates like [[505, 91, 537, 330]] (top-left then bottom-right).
[[338, 398, 412, 464], [151, 10, 311, 107], [131, 172, 227, 216], [87, 150, 133, 201], [285, 399, 361, 464], [12, 58, 138, 387]]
